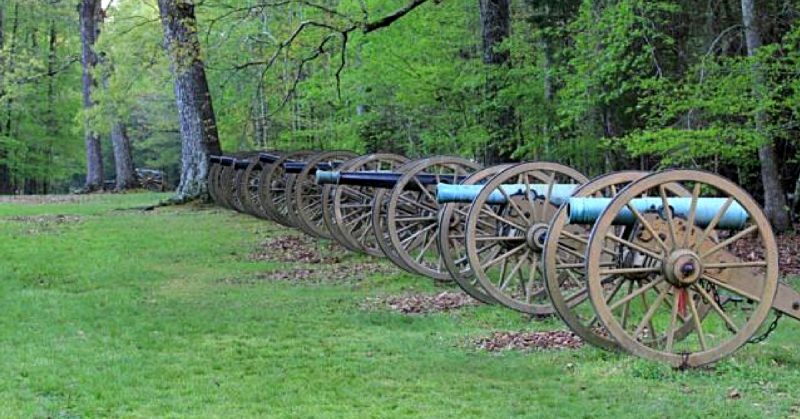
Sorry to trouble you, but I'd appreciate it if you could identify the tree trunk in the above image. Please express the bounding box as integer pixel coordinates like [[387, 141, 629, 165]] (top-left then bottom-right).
[[79, 0, 104, 191], [45, 21, 57, 194], [0, 3, 8, 194], [111, 123, 137, 190], [157, 0, 222, 200], [479, 0, 515, 165], [741, 0, 790, 230]]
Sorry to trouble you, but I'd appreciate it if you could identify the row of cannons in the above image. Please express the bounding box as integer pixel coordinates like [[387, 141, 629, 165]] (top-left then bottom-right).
[[208, 151, 800, 368]]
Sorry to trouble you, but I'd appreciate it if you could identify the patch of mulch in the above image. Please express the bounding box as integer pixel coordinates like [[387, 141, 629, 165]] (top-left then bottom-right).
[[3, 214, 83, 235], [474, 331, 583, 352], [362, 291, 479, 314], [731, 225, 800, 276], [249, 235, 346, 263], [6, 215, 83, 224], [0, 195, 87, 204], [221, 262, 397, 285]]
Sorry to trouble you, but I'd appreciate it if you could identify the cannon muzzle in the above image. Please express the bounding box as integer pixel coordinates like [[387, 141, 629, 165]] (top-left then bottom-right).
[[219, 156, 235, 167], [209, 155, 222, 164], [234, 159, 251, 170]]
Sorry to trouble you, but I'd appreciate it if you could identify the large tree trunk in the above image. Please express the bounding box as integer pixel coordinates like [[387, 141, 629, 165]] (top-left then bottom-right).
[[157, 0, 222, 200], [0, 2, 10, 194], [111, 123, 137, 190], [479, 0, 515, 165], [44, 21, 58, 195], [79, 0, 104, 191], [741, 0, 791, 230]]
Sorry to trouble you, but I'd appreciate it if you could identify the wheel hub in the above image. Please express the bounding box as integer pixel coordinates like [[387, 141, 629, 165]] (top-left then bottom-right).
[[663, 249, 703, 287], [526, 223, 549, 252]]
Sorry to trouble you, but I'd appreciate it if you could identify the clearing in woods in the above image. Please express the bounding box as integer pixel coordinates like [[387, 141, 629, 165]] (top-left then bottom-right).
[[0, 193, 799, 417]]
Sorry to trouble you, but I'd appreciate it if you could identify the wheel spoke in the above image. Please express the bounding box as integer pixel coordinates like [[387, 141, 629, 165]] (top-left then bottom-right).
[[701, 274, 761, 302], [480, 243, 527, 270], [658, 185, 679, 246], [665, 290, 680, 352], [633, 285, 669, 340], [692, 284, 740, 333], [700, 224, 758, 260], [626, 203, 670, 253], [608, 279, 663, 312], [693, 197, 734, 251], [682, 183, 702, 248], [605, 233, 664, 260], [687, 289, 707, 351]]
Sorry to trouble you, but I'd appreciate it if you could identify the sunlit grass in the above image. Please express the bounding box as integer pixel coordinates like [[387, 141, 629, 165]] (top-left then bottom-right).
[[0, 193, 798, 417]]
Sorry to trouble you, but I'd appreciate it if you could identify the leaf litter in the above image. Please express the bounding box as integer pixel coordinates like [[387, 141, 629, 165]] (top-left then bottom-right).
[[362, 291, 479, 314], [474, 331, 583, 352]]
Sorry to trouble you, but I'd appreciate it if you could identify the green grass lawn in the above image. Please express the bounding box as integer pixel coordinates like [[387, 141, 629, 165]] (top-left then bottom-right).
[[0, 193, 799, 418]]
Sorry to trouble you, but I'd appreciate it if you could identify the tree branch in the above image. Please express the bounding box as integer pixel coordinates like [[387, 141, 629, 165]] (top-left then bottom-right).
[[363, 0, 430, 33]]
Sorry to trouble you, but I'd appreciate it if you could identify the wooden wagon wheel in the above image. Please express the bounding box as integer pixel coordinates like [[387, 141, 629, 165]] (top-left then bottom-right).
[[207, 160, 223, 205], [437, 164, 512, 303], [287, 151, 359, 238], [323, 153, 410, 255], [464, 162, 588, 315], [371, 160, 425, 275], [217, 160, 237, 210], [258, 150, 315, 227], [585, 170, 778, 367], [229, 154, 259, 213], [238, 152, 280, 221], [384, 156, 482, 280], [542, 171, 702, 351]]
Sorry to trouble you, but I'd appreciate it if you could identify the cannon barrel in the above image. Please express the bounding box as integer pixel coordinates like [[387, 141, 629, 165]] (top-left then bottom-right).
[[209, 155, 222, 164], [258, 152, 282, 164], [567, 197, 749, 229], [283, 161, 335, 174], [316, 171, 469, 189], [436, 183, 577, 205], [219, 156, 235, 167], [234, 159, 251, 170]]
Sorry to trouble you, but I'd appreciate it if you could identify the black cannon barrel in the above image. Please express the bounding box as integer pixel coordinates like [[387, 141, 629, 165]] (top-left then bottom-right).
[[283, 161, 335, 174], [219, 156, 236, 167], [234, 159, 251, 170], [258, 152, 282, 164], [209, 155, 222, 164], [328, 171, 468, 189]]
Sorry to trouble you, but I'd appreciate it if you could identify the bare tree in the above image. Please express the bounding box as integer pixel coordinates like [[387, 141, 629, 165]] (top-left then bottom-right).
[[741, 0, 790, 230], [157, 0, 222, 200]]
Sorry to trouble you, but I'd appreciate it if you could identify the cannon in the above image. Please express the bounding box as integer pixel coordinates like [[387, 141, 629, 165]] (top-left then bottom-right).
[[208, 155, 224, 205], [373, 157, 482, 280], [318, 154, 410, 256], [234, 151, 285, 222], [437, 164, 512, 304], [316, 156, 482, 278], [257, 150, 317, 227], [214, 155, 249, 210], [284, 151, 359, 238], [575, 170, 800, 367], [315, 156, 482, 279], [436, 162, 589, 314]]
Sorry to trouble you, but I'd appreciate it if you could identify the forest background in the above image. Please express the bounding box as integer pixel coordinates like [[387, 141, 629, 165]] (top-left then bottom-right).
[[1, 0, 799, 229]]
